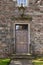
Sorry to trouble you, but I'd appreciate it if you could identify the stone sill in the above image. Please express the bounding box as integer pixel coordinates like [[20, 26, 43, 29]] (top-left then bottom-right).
[[12, 53, 31, 56], [10, 53, 32, 59]]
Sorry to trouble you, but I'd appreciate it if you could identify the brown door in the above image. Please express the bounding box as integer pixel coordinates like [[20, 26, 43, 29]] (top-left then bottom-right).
[[15, 24, 28, 53]]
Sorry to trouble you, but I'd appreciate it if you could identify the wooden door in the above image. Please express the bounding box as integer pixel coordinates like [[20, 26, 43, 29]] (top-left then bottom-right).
[[15, 24, 28, 53]]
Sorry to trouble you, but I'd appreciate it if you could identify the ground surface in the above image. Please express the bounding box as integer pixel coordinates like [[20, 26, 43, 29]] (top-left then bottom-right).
[[0, 59, 10, 65], [32, 57, 43, 65], [0, 58, 43, 65]]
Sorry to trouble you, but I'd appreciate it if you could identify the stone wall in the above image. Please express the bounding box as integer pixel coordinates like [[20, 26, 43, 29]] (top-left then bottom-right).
[[31, 15, 43, 55], [0, 0, 15, 58], [0, 0, 43, 57]]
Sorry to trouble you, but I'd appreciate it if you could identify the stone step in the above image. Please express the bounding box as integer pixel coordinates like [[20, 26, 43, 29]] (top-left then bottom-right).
[[9, 59, 32, 65], [10, 54, 33, 59]]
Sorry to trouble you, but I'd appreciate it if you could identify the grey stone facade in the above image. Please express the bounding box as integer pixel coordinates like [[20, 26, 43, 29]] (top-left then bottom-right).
[[0, 0, 43, 58]]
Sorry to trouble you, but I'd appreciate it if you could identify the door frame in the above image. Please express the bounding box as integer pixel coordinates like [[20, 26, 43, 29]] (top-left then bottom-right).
[[13, 23, 30, 54]]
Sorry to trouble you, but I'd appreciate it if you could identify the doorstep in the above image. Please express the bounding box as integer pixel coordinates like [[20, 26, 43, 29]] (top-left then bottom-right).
[[10, 53, 33, 59]]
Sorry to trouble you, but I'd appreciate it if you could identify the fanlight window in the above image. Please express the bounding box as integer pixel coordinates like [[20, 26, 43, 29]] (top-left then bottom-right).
[[16, 24, 28, 30]]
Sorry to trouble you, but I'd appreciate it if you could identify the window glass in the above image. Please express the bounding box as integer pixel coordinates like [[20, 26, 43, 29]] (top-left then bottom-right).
[[16, 24, 28, 30], [17, 0, 27, 6]]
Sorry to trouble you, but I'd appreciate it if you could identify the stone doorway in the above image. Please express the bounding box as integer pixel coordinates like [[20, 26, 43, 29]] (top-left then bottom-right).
[[15, 23, 30, 54]]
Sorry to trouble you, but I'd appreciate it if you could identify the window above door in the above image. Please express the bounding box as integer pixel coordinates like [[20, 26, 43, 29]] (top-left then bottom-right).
[[17, 0, 28, 7], [17, 0, 28, 6], [13, 0, 28, 7]]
